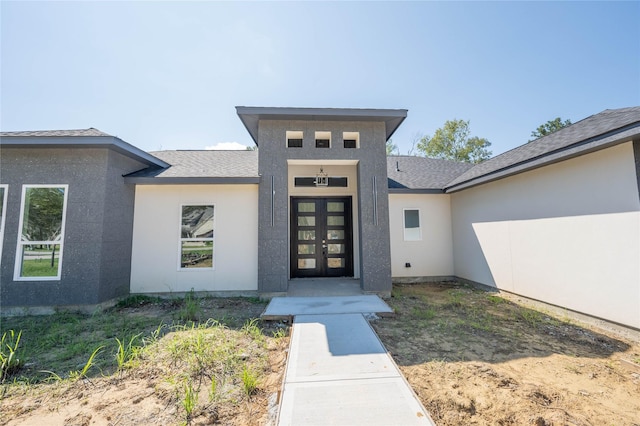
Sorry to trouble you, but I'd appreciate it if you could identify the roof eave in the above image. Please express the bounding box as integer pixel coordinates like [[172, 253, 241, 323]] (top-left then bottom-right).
[[445, 125, 640, 193], [0, 135, 169, 168], [124, 176, 261, 185], [236, 106, 408, 145], [388, 188, 445, 194]]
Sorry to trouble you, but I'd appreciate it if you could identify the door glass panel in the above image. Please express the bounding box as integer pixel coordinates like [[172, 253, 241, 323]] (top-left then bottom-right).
[[298, 202, 315, 212], [298, 244, 315, 254], [327, 244, 344, 254], [327, 258, 345, 268], [298, 230, 316, 240], [327, 202, 344, 212], [327, 230, 344, 240], [298, 259, 316, 269], [298, 216, 315, 226], [327, 216, 344, 226]]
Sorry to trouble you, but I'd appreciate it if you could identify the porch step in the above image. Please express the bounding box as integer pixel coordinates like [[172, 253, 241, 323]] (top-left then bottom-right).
[[261, 295, 394, 321]]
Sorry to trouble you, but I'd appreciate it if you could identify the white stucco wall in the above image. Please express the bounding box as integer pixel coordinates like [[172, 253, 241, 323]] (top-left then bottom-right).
[[451, 142, 640, 328], [389, 193, 454, 278], [130, 184, 258, 293]]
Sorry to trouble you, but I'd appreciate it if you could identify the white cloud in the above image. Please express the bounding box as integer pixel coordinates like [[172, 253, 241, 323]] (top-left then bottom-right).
[[205, 142, 249, 150]]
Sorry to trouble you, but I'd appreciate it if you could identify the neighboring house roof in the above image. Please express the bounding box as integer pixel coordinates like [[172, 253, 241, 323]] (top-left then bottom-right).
[[387, 156, 473, 193], [445, 107, 640, 192], [236, 106, 408, 145], [124, 150, 259, 184], [0, 127, 169, 168]]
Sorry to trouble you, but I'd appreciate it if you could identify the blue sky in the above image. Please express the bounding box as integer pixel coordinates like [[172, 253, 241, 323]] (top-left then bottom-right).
[[1, 1, 638, 156]]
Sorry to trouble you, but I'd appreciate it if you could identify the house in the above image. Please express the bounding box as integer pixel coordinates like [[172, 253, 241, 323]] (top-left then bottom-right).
[[1, 107, 639, 330]]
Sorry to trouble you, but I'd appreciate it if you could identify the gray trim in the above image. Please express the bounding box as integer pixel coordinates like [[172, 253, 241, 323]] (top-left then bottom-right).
[[446, 124, 640, 193], [124, 176, 261, 185], [388, 188, 445, 194], [634, 139, 640, 203], [236, 106, 407, 145], [0, 298, 120, 317], [0, 135, 169, 168], [392, 276, 457, 284], [132, 290, 260, 299]]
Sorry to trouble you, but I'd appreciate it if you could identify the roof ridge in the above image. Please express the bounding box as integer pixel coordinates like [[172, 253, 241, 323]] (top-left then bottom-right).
[[0, 128, 112, 137]]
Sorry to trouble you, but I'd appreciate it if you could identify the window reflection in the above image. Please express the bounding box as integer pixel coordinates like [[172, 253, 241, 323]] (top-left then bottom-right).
[[180, 205, 214, 269], [18, 186, 67, 279]]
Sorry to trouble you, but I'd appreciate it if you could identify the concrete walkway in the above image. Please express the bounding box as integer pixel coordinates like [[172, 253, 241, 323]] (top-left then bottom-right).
[[267, 297, 434, 426]]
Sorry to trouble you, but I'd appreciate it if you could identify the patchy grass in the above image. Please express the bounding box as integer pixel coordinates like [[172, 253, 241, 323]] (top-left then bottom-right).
[[0, 294, 288, 426], [373, 282, 640, 426]]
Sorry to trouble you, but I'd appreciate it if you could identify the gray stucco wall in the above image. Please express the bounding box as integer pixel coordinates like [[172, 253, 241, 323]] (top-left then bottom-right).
[[0, 147, 147, 309], [257, 120, 392, 294]]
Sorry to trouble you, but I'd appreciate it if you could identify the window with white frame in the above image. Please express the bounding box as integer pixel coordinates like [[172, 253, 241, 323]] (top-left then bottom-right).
[[15, 185, 68, 280], [403, 208, 421, 241], [0, 185, 7, 266], [180, 205, 214, 269]]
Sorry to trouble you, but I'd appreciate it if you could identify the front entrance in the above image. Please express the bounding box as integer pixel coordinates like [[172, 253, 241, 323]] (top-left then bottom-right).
[[290, 197, 353, 278]]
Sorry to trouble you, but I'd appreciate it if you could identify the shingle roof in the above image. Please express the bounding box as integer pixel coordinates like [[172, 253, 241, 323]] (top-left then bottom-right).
[[124, 150, 259, 183], [387, 156, 473, 192], [0, 127, 168, 168], [446, 107, 640, 191], [0, 128, 112, 137]]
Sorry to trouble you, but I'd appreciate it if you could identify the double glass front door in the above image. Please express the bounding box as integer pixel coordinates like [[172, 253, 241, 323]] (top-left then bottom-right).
[[291, 197, 353, 278]]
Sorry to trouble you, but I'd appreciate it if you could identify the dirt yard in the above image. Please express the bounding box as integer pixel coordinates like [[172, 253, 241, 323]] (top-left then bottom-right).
[[373, 282, 640, 426], [0, 296, 288, 426], [2, 285, 640, 425]]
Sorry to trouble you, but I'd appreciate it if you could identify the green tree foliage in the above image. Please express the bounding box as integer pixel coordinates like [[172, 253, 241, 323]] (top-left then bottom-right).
[[386, 139, 399, 156], [416, 119, 491, 164], [530, 117, 572, 141]]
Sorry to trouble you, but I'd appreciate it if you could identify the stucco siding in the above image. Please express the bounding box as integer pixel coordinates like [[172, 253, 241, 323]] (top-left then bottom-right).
[[257, 120, 392, 293], [0, 147, 146, 309], [451, 142, 640, 328], [389, 193, 454, 278], [130, 184, 258, 293]]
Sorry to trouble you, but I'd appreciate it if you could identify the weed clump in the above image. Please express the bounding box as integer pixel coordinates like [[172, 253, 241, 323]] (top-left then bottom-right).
[[1, 330, 23, 382]]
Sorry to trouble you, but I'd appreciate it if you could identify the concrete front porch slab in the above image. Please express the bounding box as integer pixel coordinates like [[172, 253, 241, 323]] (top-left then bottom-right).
[[261, 295, 394, 320]]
